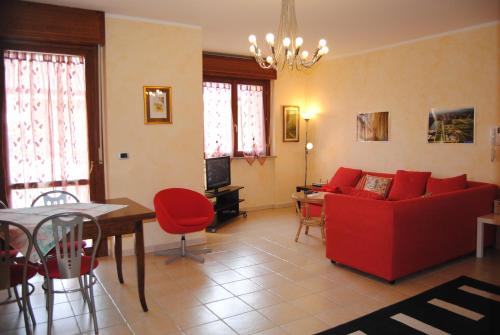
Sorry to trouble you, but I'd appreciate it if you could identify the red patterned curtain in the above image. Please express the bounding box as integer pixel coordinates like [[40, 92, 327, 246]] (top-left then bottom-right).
[[3, 50, 90, 207]]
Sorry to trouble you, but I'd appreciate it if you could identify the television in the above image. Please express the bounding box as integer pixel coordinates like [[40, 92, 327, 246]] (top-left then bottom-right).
[[205, 156, 231, 192]]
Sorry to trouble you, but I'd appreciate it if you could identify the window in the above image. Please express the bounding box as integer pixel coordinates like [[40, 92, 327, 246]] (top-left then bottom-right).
[[203, 77, 270, 158], [3, 50, 91, 207]]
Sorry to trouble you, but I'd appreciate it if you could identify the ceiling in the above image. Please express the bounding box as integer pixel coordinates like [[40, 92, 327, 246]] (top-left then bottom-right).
[[32, 0, 499, 58]]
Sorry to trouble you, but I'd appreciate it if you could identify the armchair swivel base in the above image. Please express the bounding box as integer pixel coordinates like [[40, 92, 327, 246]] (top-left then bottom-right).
[[155, 235, 211, 264]]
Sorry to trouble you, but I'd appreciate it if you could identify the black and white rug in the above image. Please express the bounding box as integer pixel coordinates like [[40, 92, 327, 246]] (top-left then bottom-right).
[[317, 276, 500, 335]]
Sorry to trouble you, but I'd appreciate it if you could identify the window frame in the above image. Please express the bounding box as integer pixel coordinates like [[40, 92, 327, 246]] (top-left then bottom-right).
[[203, 75, 271, 157]]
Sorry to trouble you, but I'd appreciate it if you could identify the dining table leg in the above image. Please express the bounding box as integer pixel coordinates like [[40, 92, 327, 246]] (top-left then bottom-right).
[[135, 220, 148, 312], [114, 235, 124, 284]]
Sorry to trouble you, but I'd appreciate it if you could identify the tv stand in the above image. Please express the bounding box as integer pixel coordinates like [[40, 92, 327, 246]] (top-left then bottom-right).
[[205, 186, 246, 232]]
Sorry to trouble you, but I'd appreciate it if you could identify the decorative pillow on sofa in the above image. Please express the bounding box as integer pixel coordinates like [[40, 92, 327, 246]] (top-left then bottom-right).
[[387, 170, 431, 201], [426, 174, 467, 195], [327, 167, 362, 189], [339, 186, 384, 200], [362, 175, 392, 198]]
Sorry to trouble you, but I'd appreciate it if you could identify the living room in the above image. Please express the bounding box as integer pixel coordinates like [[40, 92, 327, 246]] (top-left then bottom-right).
[[0, 0, 499, 334]]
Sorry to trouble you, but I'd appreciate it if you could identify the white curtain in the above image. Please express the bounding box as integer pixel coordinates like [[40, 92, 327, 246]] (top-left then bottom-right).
[[237, 84, 266, 155], [4, 50, 90, 208], [203, 82, 233, 158]]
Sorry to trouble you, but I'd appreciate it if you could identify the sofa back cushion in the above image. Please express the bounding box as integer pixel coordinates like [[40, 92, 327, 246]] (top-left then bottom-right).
[[328, 167, 362, 188], [427, 174, 467, 195], [388, 170, 431, 200], [339, 186, 385, 200]]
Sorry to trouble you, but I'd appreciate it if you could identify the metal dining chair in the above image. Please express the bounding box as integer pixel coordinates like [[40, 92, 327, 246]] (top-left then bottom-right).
[[33, 212, 101, 335], [1, 220, 38, 334], [31, 190, 80, 207]]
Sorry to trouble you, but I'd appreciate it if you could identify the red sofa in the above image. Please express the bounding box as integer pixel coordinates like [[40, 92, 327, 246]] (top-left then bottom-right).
[[324, 173, 497, 282]]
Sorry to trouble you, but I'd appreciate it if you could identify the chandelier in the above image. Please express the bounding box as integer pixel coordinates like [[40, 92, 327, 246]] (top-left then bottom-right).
[[248, 0, 329, 70]]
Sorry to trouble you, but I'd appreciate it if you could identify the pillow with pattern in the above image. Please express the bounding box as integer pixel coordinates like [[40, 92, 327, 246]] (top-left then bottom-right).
[[363, 175, 392, 198]]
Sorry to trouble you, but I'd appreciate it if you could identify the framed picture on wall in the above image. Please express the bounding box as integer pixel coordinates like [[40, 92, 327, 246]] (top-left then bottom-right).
[[143, 86, 172, 124], [283, 105, 300, 142], [357, 111, 389, 141], [427, 107, 474, 143]]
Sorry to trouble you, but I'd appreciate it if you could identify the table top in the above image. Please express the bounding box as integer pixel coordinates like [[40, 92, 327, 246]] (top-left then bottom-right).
[[99, 198, 156, 223], [477, 213, 500, 226], [291, 191, 327, 205]]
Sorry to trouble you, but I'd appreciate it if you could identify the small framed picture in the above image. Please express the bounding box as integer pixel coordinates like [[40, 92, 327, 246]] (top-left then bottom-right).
[[357, 111, 389, 142], [427, 107, 474, 143], [143, 86, 172, 124], [283, 105, 300, 142]]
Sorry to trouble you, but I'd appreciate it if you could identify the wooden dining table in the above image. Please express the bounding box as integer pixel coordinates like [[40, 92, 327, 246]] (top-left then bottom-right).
[[82, 198, 156, 312]]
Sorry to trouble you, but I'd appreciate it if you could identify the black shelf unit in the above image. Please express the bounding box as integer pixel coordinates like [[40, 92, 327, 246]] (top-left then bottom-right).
[[205, 186, 247, 232]]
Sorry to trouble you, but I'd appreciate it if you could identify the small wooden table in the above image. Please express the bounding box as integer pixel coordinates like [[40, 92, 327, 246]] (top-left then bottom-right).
[[291, 192, 326, 243], [476, 213, 500, 258], [83, 198, 155, 312]]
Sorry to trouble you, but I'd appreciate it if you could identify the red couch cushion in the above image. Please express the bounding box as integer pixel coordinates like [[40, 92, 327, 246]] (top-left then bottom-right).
[[327, 167, 362, 188], [427, 174, 467, 195], [388, 170, 431, 200], [339, 186, 384, 200]]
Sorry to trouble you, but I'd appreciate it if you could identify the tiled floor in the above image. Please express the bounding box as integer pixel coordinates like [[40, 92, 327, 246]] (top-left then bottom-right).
[[2, 207, 499, 334]]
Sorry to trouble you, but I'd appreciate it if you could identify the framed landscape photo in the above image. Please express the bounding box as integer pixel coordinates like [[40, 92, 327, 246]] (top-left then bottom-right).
[[143, 86, 172, 124], [427, 107, 474, 143], [283, 105, 300, 142], [357, 111, 389, 141]]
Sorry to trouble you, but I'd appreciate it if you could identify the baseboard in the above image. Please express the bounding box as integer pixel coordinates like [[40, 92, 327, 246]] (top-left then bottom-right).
[[120, 236, 207, 257], [242, 201, 293, 212]]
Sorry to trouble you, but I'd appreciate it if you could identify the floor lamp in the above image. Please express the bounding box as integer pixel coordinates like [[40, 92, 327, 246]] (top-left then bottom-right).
[[304, 116, 313, 187]]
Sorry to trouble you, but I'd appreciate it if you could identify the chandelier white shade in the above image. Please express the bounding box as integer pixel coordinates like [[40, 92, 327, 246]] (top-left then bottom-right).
[[248, 0, 329, 70]]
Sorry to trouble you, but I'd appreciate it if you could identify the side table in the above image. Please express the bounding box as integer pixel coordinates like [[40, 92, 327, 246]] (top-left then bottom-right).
[[476, 200, 500, 258]]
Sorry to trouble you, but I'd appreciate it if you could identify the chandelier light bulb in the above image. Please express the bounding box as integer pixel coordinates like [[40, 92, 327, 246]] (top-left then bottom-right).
[[249, 45, 256, 53], [248, 34, 257, 44], [283, 37, 291, 48], [318, 39, 327, 47], [295, 37, 303, 47], [322, 46, 329, 54], [266, 56, 274, 64], [265, 33, 275, 45], [306, 142, 314, 150], [301, 50, 309, 59]]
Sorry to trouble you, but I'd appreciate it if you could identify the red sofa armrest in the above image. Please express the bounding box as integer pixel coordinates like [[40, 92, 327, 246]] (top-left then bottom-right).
[[324, 193, 396, 280]]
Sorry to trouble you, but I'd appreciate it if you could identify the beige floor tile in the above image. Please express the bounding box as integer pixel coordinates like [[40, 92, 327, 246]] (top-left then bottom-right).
[[235, 264, 273, 278], [192, 285, 234, 304], [320, 286, 368, 307], [259, 303, 305, 325], [290, 293, 338, 315], [251, 273, 291, 289], [295, 276, 336, 293], [168, 305, 218, 329], [315, 305, 362, 327], [129, 314, 179, 335], [239, 290, 284, 309], [76, 308, 124, 332], [206, 297, 253, 319], [208, 270, 247, 285], [223, 311, 275, 335], [253, 326, 289, 335], [152, 290, 201, 312], [184, 320, 237, 335], [92, 324, 133, 335], [280, 316, 329, 335], [222, 279, 263, 296], [268, 282, 313, 300]]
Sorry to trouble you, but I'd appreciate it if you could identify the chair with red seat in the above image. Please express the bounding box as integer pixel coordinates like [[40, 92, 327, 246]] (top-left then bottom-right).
[[154, 188, 214, 264], [33, 212, 101, 335], [1, 220, 37, 332]]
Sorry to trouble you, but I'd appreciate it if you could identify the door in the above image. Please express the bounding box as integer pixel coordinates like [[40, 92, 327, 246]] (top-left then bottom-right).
[[1, 42, 105, 207]]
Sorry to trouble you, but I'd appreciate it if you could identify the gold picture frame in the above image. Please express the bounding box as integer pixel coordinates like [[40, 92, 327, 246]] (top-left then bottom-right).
[[143, 86, 172, 124], [283, 105, 300, 142]]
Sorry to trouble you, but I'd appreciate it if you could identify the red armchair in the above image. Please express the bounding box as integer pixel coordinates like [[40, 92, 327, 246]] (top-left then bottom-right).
[[154, 188, 214, 263]]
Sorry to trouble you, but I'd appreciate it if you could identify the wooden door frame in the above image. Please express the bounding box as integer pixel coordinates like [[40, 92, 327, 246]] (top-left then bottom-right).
[[0, 41, 105, 204]]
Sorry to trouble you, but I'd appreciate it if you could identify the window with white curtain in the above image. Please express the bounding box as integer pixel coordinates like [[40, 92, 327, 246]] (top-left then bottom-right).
[[203, 78, 269, 158]]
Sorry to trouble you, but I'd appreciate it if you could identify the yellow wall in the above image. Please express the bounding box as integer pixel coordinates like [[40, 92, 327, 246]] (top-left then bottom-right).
[[306, 23, 500, 184], [104, 17, 205, 252]]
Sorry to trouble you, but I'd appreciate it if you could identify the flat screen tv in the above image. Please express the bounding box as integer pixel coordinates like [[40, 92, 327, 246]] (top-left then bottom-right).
[[205, 156, 231, 192]]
